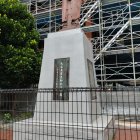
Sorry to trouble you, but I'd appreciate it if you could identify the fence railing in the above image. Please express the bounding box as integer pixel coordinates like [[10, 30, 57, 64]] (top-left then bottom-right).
[[0, 88, 139, 140]]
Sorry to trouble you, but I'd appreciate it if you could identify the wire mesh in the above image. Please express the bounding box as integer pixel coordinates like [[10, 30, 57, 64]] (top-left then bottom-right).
[[0, 88, 139, 140]]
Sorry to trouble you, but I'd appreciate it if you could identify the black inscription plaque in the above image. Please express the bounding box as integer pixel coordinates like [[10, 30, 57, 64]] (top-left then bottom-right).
[[53, 58, 70, 100]]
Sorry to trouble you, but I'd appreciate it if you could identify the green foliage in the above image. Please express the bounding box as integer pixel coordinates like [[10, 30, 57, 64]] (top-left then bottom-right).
[[15, 112, 32, 121], [3, 113, 12, 123], [2, 112, 32, 123], [0, 0, 42, 88]]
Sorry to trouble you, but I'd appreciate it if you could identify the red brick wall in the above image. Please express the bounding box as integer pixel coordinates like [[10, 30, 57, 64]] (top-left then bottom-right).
[[0, 129, 13, 140]]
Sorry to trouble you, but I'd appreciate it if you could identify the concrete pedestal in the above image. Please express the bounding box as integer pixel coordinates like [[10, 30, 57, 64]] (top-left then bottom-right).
[[35, 28, 99, 124], [13, 115, 114, 140], [39, 29, 96, 88], [13, 29, 114, 140]]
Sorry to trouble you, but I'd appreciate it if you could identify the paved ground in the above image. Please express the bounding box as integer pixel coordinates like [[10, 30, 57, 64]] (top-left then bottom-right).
[[114, 129, 140, 140], [0, 129, 12, 140]]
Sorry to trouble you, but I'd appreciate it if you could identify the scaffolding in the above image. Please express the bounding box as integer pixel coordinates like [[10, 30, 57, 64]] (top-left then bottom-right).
[[21, 0, 140, 87]]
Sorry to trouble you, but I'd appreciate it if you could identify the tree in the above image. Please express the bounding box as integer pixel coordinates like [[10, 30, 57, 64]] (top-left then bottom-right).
[[0, 0, 42, 88]]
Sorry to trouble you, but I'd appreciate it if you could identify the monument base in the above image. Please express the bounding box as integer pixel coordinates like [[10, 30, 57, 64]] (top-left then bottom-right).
[[13, 29, 114, 140], [13, 116, 114, 140]]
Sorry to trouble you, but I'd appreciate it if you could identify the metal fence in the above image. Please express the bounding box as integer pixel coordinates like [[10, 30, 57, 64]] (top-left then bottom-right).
[[0, 88, 140, 140]]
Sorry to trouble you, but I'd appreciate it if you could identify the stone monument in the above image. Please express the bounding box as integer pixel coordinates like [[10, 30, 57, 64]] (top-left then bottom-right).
[[13, 1, 114, 140]]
